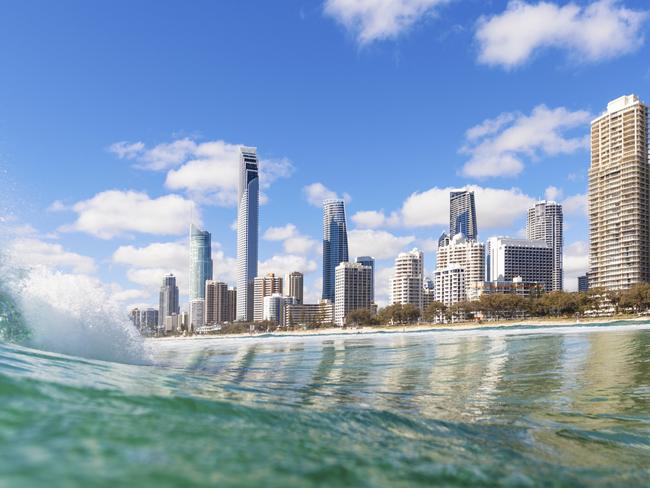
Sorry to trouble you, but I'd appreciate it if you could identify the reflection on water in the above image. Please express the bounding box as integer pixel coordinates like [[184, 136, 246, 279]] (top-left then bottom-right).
[[1, 324, 650, 486]]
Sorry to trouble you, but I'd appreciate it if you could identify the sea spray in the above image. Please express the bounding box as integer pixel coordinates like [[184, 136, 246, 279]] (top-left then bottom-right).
[[0, 250, 148, 364]]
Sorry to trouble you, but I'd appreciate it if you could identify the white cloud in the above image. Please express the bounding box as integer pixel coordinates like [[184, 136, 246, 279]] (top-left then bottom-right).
[[563, 192, 588, 216], [400, 185, 534, 230], [461, 105, 591, 178], [108, 141, 146, 160], [263, 224, 319, 255], [564, 240, 589, 291], [8, 238, 96, 274], [348, 229, 416, 260], [476, 0, 648, 68], [47, 200, 68, 212], [351, 210, 400, 229], [374, 265, 395, 307], [110, 138, 294, 206], [303, 182, 351, 207], [324, 0, 448, 44], [258, 254, 318, 277], [62, 190, 197, 239], [263, 224, 298, 241], [545, 185, 563, 201]]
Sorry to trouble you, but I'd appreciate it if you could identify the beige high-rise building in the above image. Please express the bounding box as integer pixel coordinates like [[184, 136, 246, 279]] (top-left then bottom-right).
[[285, 271, 304, 304], [253, 273, 283, 322], [390, 248, 424, 309], [436, 234, 485, 296], [334, 262, 372, 326], [589, 95, 650, 290]]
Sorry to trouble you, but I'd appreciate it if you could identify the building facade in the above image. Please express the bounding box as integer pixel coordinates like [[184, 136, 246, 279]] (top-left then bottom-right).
[[227, 288, 237, 322], [205, 280, 230, 325], [467, 278, 544, 301], [236, 146, 259, 321], [435, 266, 466, 307], [253, 273, 283, 322], [285, 271, 304, 304], [158, 274, 180, 327], [436, 234, 485, 288], [322, 199, 349, 302], [189, 224, 213, 301], [578, 275, 589, 293], [486, 237, 553, 291], [391, 249, 424, 309], [263, 294, 298, 325], [284, 301, 335, 328], [450, 190, 478, 240], [334, 262, 372, 326], [355, 256, 375, 303], [589, 95, 650, 290], [189, 299, 205, 331], [527, 201, 563, 291]]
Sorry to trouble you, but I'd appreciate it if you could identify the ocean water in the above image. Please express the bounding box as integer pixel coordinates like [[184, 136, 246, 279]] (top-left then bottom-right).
[[1, 311, 650, 487]]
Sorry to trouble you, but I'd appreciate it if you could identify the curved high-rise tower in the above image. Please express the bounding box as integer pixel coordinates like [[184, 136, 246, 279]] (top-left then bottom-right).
[[236, 147, 259, 321], [322, 198, 349, 302], [189, 223, 213, 300]]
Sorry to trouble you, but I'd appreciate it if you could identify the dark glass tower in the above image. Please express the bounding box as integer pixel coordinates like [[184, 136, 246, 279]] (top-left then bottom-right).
[[322, 199, 349, 302]]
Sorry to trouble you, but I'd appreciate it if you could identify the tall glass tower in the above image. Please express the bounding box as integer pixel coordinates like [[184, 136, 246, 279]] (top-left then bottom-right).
[[236, 147, 259, 321], [449, 190, 478, 240], [189, 223, 213, 300], [158, 274, 180, 326], [322, 199, 349, 302]]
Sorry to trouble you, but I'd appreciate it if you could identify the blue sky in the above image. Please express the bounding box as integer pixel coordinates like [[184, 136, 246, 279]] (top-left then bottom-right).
[[1, 0, 649, 308]]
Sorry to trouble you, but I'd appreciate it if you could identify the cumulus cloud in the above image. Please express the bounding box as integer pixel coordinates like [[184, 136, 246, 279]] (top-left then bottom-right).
[[564, 240, 589, 291], [324, 0, 449, 44], [112, 241, 237, 294], [303, 182, 351, 207], [544, 185, 563, 201], [61, 190, 197, 239], [348, 229, 416, 260], [351, 210, 400, 229], [563, 193, 588, 216], [8, 238, 96, 274], [109, 138, 294, 206], [400, 185, 535, 230], [374, 265, 395, 307], [461, 105, 591, 178], [476, 0, 648, 68], [263, 224, 319, 255], [258, 254, 318, 277]]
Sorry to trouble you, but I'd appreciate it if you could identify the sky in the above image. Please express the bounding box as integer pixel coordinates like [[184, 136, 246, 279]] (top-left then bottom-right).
[[1, 0, 649, 310]]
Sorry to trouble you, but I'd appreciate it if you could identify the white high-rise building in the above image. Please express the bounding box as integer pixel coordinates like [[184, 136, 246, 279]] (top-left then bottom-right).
[[486, 237, 553, 291], [355, 256, 375, 303], [436, 234, 485, 291], [391, 249, 424, 309], [263, 293, 298, 325], [236, 147, 259, 321], [334, 262, 372, 326], [589, 95, 650, 290], [435, 266, 465, 307], [527, 201, 563, 291], [253, 273, 283, 322], [189, 299, 205, 331]]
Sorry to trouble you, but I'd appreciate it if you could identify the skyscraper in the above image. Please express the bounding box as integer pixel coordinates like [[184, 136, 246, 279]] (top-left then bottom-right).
[[527, 201, 563, 291], [486, 237, 553, 292], [285, 271, 304, 304], [205, 280, 229, 325], [449, 190, 478, 240], [253, 273, 283, 322], [334, 262, 372, 326], [236, 146, 259, 321], [391, 249, 424, 310], [589, 95, 650, 290], [189, 224, 213, 301], [355, 256, 375, 303], [322, 199, 349, 302], [158, 274, 180, 327], [436, 234, 485, 289]]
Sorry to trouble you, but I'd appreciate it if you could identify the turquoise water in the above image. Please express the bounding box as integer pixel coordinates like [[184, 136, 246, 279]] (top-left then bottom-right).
[[1, 322, 650, 487]]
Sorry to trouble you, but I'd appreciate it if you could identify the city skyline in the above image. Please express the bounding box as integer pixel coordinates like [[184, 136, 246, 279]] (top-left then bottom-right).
[[1, 2, 649, 312]]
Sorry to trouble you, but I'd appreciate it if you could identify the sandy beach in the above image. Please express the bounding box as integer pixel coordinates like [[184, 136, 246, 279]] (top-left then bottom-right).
[[151, 315, 649, 341]]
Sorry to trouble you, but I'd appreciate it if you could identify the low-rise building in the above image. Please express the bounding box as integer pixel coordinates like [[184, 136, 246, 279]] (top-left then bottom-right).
[[284, 300, 335, 328]]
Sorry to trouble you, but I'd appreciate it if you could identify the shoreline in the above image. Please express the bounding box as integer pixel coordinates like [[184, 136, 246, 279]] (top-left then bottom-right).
[[149, 315, 650, 342]]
